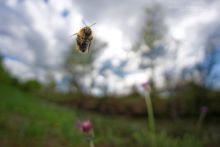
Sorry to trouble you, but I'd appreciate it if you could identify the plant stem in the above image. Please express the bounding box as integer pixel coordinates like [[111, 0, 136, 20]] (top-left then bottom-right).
[[89, 130, 95, 147], [145, 93, 155, 133], [89, 140, 95, 147], [144, 93, 156, 147], [197, 112, 207, 128]]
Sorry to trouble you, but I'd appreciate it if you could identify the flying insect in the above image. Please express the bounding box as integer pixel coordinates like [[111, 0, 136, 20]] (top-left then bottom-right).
[[72, 22, 96, 53]]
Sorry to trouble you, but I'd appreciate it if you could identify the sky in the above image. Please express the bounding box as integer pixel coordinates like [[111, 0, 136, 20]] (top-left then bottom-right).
[[0, 0, 220, 95]]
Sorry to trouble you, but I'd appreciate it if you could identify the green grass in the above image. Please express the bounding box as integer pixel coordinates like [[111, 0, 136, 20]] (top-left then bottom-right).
[[0, 84, 203, 147], [0, 85, 86, 147]]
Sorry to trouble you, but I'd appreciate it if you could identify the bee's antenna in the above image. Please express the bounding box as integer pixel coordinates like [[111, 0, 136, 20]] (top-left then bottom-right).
[[70, 33, 78, 37], [82, 20, 87, 26], [89, 23, 96, 27]]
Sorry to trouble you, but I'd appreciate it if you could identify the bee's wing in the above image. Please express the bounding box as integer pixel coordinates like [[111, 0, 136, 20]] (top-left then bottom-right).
[[89, 23, 96, 27]]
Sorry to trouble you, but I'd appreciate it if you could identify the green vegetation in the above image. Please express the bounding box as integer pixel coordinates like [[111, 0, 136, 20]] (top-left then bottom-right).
[[0, 85, 83, 147], [0, 83, 208, 147]]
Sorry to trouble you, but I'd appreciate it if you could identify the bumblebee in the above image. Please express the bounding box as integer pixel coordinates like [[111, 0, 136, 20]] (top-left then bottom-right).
[[72, 22, 96, 53]]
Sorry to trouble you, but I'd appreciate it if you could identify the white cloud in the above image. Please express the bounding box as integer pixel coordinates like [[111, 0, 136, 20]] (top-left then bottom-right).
[[0, 0, 82, 81], [0, 0, 220, 95], [3, 58, 35, 80]]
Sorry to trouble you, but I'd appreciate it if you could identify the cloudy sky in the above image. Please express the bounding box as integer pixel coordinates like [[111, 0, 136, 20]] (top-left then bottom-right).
[[0, 0, 220, 95]]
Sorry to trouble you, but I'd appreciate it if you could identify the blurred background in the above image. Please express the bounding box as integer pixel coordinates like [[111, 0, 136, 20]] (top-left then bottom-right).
[[0, 0, 220, 146]]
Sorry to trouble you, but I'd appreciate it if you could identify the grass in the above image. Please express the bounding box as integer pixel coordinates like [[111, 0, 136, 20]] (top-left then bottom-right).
[[0, 85, 85, 147], [0, 84, 205, 147]]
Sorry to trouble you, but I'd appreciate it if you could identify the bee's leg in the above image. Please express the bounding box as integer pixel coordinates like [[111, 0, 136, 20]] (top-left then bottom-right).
[[88, 36, 93, 41], [88, 42, 91, 53], [76, 37, 83, 53], [76, 45, 80, 53], [87, 36, 93, 53]]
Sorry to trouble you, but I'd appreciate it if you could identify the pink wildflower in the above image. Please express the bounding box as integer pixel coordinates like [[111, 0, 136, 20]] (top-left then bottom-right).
[[76, 120, 93, 134], [200, 106, 209, 113]]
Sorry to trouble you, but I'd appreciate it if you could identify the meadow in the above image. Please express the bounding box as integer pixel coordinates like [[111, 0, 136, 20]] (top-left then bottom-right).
[[0, 82, 219, 147]]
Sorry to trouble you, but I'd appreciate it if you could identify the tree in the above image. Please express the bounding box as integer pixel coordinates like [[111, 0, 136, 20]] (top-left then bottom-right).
[[136, 5, 167, 96], [200, 38, 220, 88], [64, 38, 107, 94], [0, 56, 19, 85], [142, 5, 166, 49]]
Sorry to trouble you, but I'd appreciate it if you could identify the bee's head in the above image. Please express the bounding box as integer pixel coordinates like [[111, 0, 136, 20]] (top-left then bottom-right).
[[84, 27, 92, 36]]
